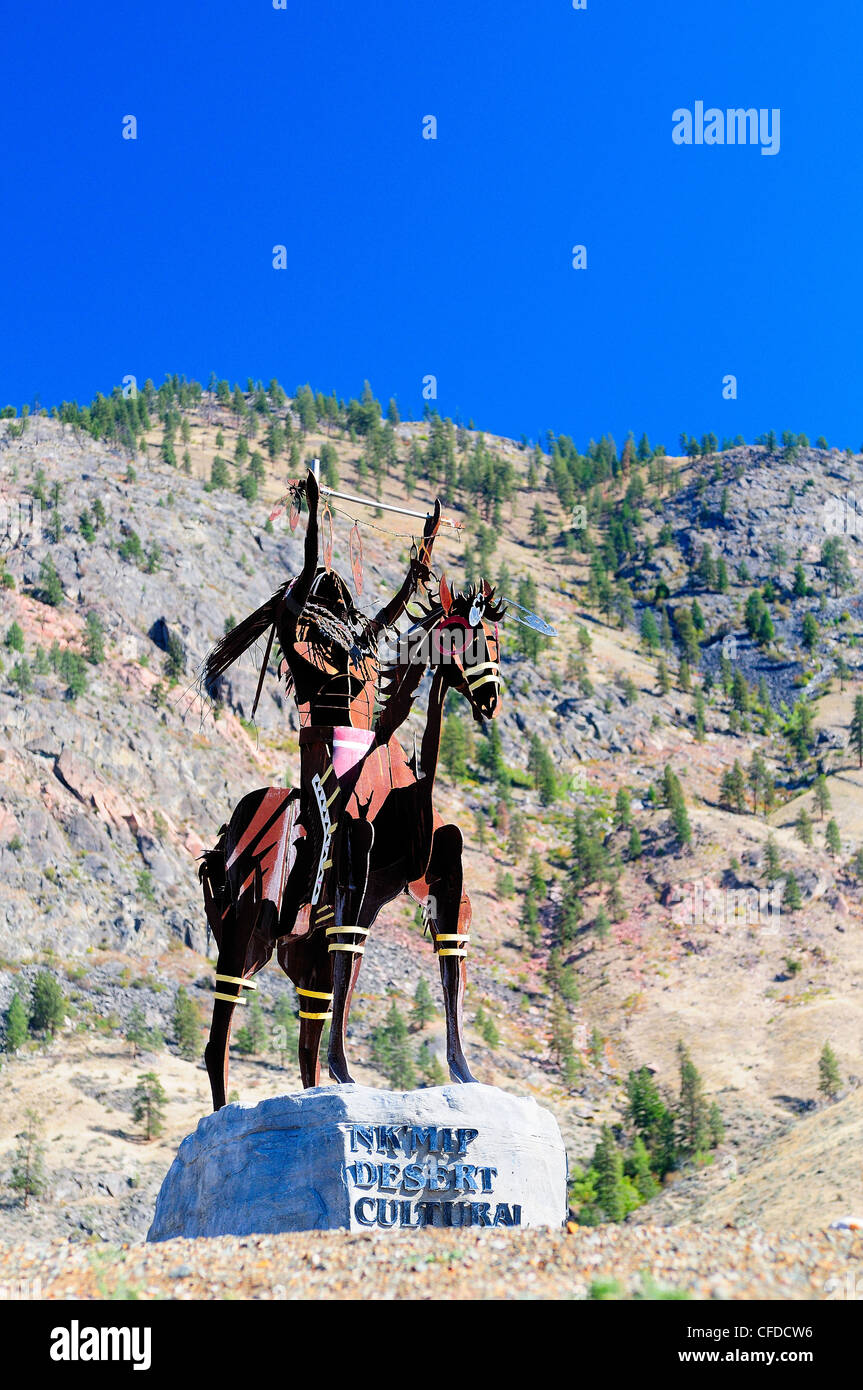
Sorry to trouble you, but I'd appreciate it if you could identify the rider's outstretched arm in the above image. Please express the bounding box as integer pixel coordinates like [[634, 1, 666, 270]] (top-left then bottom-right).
[[279, 468, 320, 638], [372, 498, 442, 632]]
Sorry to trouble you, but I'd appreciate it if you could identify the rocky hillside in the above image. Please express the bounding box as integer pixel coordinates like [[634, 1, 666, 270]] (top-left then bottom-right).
[[2, 385, 863, 1246]]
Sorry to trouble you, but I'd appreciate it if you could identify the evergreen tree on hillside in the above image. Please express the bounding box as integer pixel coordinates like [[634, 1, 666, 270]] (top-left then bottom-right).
[[818, 1042, 841, 1101], [10, 1109, 47, 1208], [592, 1125, 628, 1223], [789, 806, 811, 845], [676, 1041, 710, 1157], [172, 987, 201, 1061], [764, 834, 781, 881], [132, 1073, 167, 1141], [783, 871, 803, 911], [826, 818, 842, 859], [849, 694, 863, 768], [640, 609, 660, 653], [30, 972, 64, 1036], [410, 978, 435, 1031], [4, 991, 29, 1052], [813, 774, 831, 821], [371, 1001, 415, 1089], [528, 734, 557, 804], [625, 1066, 677, 1177]]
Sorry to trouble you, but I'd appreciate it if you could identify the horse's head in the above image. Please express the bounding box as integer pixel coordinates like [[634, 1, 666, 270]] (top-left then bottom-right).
[[433, 574, 504, 722]]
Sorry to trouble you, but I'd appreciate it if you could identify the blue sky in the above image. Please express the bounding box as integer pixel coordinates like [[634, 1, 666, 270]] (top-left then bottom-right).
[[1, 0, 861, 451]]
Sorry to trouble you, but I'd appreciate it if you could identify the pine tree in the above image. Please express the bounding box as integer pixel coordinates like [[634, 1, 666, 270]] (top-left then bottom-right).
[[39, 555, 63, 607], [528, 734, 558, 804], [629, 1136, 659, 1200], [84, 611, 105, 664], [416, 1040, 446, 1087], [849, 694, 863, 768], [708, 1101, 725, 1147], [507, 813, 527, 860], [371, 1001, 415, 1089], [614, 788, 632, 828], [234, 995, 267, 1056], [480, 1012, 500, 1048], [802, 612, 819, 652], [627, 824, 643, 860], [440, 713, 468, 780], [813, 774, 831, 820], [656, 657, 671, 695], [593, 1125, 627, 1222], [30, 972, 64, 1036], [272, 995, 298, 1067], [625, 1066, 677, 1176], [676, 1041, 710, 1157], [172, 987, 201, 1061], [640, 609, 660, 653], [126, 1004, 150, 1058], [5, 990, 29, 1052], [132, 1072, 167, 1140], [693, 687, 706, 742], [522, 890, 540, 946], [594, 905, 610, 941], [10, 1109, 47, 1208], [818, 1041, 841, 1100], [796, 807, 814, 847], [783, 870, 803, 911], [411, 978, 435, 1031], [826, 818, 842, 859], [549, 994, 574, 1073], [764, 834, 781, 881]]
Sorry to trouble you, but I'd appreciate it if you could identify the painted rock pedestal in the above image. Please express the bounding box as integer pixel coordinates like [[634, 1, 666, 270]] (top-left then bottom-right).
[[147, 1083, 567, 1241]]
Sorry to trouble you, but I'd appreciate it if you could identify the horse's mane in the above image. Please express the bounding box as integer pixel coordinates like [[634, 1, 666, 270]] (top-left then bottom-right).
[[375, 598, 444, 744]]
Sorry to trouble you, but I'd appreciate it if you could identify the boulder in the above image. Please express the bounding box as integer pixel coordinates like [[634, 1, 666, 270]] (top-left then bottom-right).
[[148, 1083, 567, 1241]]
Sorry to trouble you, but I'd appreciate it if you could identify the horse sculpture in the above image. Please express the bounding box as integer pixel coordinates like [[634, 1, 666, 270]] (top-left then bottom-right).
[[200, 469, 504, 1110]]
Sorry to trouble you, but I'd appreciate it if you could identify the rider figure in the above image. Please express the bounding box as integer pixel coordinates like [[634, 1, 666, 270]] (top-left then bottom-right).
[[274, 469, 442, 940]]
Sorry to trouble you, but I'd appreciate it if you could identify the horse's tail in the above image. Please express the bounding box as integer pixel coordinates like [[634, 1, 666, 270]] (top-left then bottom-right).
[[199, 825, 230, 950]]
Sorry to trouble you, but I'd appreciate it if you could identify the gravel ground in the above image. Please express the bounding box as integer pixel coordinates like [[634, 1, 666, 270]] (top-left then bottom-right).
[[2, 1225, 861, 1301]]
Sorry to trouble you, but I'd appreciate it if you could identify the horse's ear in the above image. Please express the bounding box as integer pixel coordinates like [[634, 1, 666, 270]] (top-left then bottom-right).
[[481, 578, 493, 599], [439, 572, 453, 614]]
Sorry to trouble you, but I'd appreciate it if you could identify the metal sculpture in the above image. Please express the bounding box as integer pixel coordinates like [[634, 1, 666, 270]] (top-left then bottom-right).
[[200, 469, 505, 1109]]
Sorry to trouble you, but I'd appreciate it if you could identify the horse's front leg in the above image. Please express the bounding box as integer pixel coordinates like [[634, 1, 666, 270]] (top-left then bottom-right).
[[327, 815, 374, 1084], [424, 823, 476, 1084]]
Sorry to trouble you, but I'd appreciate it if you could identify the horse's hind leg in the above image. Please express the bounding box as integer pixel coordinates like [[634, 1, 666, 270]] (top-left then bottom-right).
[[205, 910, 270, 1110], [205, 952, 246, 1111], [420, 823, 476, 1084]]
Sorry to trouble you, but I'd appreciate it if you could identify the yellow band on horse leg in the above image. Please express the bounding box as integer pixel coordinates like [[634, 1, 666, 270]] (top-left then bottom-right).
[[434, 935, 470, 943], [437, 948, 467, 957], [328, 944, 365, 954], [325, 925, 369, 936], [215, 974, 258, 989], [298, 1010, 333, 1021], [213, 991, 248, 1004], [296, 987, 334, 1000]]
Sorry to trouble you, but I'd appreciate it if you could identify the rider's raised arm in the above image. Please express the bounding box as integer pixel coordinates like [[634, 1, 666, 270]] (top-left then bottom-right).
[[279, 468, 320, 638], [371, 498, 442, 632]]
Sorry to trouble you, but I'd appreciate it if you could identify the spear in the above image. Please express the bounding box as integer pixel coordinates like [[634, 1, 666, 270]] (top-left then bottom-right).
[[310, 459, 462, 530]]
